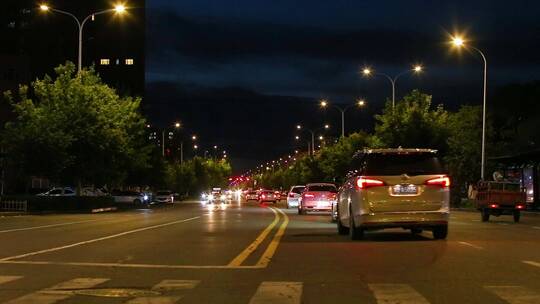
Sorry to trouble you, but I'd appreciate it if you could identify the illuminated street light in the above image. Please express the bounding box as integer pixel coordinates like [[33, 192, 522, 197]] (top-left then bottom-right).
[[192, 135, 197, 141], [319, 136, 324, 140], [193, 145, 198, 149], [174, 122, 181, 128], [361, 65, 424, 109], [39, 3, 128, 73], [295, 135, 300, 140], [320, 99, 367, 137], [114, 4, 126, 13], [449, 33, 488, 180]]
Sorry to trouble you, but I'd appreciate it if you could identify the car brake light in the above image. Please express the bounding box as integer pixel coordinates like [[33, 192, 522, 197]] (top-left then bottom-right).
[[261, 195, 266, 199], [489, 204, 499, 208], [288, 193, 295, 198], [425, 176, 451, 188], [304, 194, 315, 198], [516, 204, 525, 209], [356, 177, 385, 189]]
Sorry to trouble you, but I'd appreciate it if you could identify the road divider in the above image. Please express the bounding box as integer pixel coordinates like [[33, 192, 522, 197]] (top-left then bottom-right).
[[228, 208, 280, 267], [257, 208, 289, 267], [228, 207, 290, 268]]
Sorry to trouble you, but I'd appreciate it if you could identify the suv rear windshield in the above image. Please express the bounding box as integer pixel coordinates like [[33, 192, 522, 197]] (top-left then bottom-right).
[[290, 186, 305, 194], [307, 185, 337, 192], [364, 153, 444, 175]]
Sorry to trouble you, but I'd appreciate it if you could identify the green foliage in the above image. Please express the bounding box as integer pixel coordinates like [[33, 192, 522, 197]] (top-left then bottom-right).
[[2, 62, 151, 187], [165, 157, 232, 195], [373, 90, 450, 152], [445, 105, 483, 186], [254, 132, 372, 189]]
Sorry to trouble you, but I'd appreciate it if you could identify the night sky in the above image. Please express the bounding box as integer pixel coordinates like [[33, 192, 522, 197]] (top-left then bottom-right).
[[145, 0, 540, 172]]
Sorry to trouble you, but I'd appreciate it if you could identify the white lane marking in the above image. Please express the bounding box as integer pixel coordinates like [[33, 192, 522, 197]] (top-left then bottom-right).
[[532, 226, 540, 230], [0, 276, 22, 285], [248, 282, 302, 304], [498, 223, 510, 226], [5, 278, 108, 304], [125, 297, 182, 304], [152, 280, 200, 291], [523, 261, 540, 268], [125, 280, 200, 304], [0, 260, 262, 269], [485, 285, 540, 304], [0, 216, 200, 261], [0, 220, 97, 234], [458, 241, 484, 250], [368, 283, 430, 304]]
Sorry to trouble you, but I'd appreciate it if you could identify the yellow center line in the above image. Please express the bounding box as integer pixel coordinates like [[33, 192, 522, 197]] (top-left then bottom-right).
[[256, 208, 289, 267], [227, 207, 281, 267]]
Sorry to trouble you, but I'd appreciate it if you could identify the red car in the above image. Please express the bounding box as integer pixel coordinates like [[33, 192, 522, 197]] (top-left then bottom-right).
[[298, 183, 337, 215], [258, 190, 277, 204]]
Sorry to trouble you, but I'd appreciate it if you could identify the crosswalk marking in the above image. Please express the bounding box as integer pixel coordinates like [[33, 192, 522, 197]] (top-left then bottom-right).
[[0, 276, 22, 285], [248, 281, 302, 304], [368, 283, 430, 304], [125, 280, 200, 304], [485, 286, 540, 304], [152, 280, 200, 291], [5, 278, 109, 304]]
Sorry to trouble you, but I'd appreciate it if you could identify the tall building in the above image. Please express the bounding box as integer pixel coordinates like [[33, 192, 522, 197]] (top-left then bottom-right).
[[0, 0, 145, 97]]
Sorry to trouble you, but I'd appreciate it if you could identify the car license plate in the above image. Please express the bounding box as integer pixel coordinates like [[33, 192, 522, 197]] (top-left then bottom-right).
[[393, 184, 418, 195]]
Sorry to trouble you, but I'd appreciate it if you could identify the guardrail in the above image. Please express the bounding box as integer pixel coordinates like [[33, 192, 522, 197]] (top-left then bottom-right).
[[0, 200, 28, 212]]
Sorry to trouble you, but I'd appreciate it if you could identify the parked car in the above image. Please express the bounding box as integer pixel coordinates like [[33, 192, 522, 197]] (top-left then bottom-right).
[[258, 190, 277, 204], [286, 185, 305, 208], [37, 187, 76, 197], [298, 183, 337, 215], [336, 148, 449, 240], [112, 190, 150, 205], [154, 190, 174, 204], [81, 187, 108, 197], [245, 190, 259, 201]]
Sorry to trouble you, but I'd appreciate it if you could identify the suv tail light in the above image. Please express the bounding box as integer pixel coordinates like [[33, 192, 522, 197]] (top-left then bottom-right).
[[425, 176, 451, 188], [356, 177, 385, 189]]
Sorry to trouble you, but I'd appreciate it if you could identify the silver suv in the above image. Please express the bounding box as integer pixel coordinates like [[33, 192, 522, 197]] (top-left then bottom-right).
[[336, 149, 450, 240]]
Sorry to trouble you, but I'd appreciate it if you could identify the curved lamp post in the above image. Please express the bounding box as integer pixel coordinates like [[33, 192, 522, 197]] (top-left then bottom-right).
[[450, 35, 488, 180], [320, 99, 366, 137], [39, 3, 128, 73], [362, 65, 423, 109]]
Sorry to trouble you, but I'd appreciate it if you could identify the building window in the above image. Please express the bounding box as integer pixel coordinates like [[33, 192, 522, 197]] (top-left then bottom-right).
[[100, 59, 110, 65], [125, 59, 134, 65]]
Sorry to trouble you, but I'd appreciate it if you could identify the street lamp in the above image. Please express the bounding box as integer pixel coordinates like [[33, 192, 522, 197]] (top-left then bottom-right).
[[450, 34, 488, 180], [320, 99, 366, 137], [296, 124, 330, 155], [362, 65, 423, 109], [39, 3, 128, 73]]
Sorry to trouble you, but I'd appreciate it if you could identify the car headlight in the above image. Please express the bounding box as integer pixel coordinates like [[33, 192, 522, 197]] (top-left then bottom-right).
[[143, 195, 149, 201], [221, 194, 226, 200], [202, 193, 207, 199], [208, 194, 214, 200]]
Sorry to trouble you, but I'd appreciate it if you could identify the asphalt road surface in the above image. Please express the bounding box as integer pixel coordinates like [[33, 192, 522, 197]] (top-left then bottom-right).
[[1, 199, 540, 303]]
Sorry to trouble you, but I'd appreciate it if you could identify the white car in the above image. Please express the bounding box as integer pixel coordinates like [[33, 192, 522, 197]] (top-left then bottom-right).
[[37, 187, 76, 197], [154, 190, 174, 204], [286, 185, 305, 208], [112, 190, 149, 205]]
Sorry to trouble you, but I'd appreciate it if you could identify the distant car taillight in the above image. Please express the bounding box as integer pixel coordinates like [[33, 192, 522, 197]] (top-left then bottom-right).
[[425, 176, 451, 188], [261, 195, 266, 199], [356, 177, 385, 189]]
